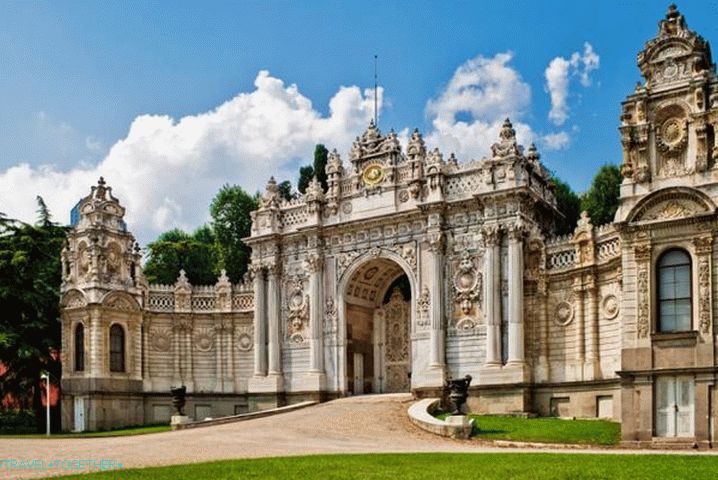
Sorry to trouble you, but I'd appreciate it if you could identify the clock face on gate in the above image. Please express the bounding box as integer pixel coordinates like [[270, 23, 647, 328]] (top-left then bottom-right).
[[362, 163, 385, 186]]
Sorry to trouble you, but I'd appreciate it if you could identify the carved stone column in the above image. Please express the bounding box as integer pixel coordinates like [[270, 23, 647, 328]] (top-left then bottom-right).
[[694, 236, 713, 335], [573, 278, 585, 381], [172, 322, 181, 383], [251, 265, 267, 377], [483, 225, 501, 366], [507, 223, 525, 365], [213, 319, 226, 392], [585, 277, 600, 380], [634, 243, 652, 341], [307, 254, 325, 374], [428, 232, 445, 369], [537, 278, 550, 380], [266, 262, 282, 377], [89, 308, 103, 376]]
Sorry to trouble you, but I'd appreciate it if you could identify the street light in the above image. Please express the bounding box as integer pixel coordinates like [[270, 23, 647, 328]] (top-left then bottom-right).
[[40, 372, 50, 436]]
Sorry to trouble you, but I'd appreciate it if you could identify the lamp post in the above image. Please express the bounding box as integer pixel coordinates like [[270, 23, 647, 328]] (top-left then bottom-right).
[[40, 372, 50, 436]]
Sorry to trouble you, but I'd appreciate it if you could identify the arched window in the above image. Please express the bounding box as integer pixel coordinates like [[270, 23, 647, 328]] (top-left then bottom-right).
[[657, 249, 692, 332], [109, 324, 125, 372], [74, 323, 84, 372]]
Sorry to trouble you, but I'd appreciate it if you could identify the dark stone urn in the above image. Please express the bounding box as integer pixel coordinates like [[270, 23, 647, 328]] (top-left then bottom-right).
[[170, 385, 187, 416], [445, 375, 472, 415]]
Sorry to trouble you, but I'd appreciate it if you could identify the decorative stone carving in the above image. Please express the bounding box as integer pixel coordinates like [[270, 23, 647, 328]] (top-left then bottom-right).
[[286, 276, 309, 343], [602, 294, 620, 320], [174, 270, 192, 311], [324, 298, 338, 337], [491, 118, 521, 159], [194, 328, 214, 352], [452, 251, 482, 316], [235, 325, 254, 352], [390, 242, 416, 269], [150, 328, 172, 352], [416, 286, 430, 329], [215, 269, 232, 311], [636, 264, 650, 338], [698, 257, 711, 333], [555, 300, 574, 326]]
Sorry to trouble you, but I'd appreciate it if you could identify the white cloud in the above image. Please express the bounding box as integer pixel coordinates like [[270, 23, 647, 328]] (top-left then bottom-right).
[[0, 70, 380, 243], [541, 131, 571, 150], [545, 42, 600, 126], [424, 52, 535, 160]]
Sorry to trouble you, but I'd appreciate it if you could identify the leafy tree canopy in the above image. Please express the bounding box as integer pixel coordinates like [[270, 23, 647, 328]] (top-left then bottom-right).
[[551, 175, 582, 236], [209, 184, 259, 283], [0, 197, 67, 430], [581, 164, 621, 226], [297, 165, 314, 194], [313, 144, 329, 191], [143, 226, 218, 285]]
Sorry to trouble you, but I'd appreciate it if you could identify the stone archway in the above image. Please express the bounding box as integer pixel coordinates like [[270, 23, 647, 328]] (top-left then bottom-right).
[[339, 255, 414, 394]]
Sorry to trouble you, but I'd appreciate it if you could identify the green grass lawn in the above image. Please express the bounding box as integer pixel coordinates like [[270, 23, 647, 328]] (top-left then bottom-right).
[[52, 453, 718, 480], [437, 413, 620, 445], [0, 424, 171, 439]]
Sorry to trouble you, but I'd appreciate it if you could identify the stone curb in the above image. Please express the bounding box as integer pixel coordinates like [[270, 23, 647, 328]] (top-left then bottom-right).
[[407, 398, 473, 440], [172, 401, 319, 430]]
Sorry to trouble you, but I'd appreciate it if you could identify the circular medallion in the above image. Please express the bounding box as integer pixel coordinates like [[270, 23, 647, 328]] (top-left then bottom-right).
[[362, 163, 385, 186], [663, 60, 678, 79], [602, 294, 619, 320], [195, 332, 213, 352], [555, 301, 574, 326], [151, 332, 171, 352], [661, 118, 683, 145], [237, 333, 252, 351]]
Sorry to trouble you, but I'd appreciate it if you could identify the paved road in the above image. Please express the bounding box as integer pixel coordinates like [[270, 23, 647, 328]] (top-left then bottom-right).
[[1, 394, 716, 479]]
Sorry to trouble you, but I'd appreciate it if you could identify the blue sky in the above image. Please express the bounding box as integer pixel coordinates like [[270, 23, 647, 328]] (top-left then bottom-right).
[[1, 1, 717, 243]]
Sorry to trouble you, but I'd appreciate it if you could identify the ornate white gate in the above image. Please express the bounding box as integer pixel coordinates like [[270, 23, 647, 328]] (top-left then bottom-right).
[[381, 289, 411, 392]]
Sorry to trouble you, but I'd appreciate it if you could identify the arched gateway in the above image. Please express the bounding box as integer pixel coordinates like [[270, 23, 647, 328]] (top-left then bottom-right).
[[338, 254, 414, 394]]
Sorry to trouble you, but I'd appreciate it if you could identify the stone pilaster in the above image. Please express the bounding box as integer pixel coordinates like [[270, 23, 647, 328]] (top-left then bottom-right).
[[483, 225, 501, 366], [266, 261, 282, 377], [572, 278, 585, 381], [251, 265, 267, 377], [89, 308, 103, 376], [584, 277, 600, 380], [428, 232, 445, 369], [301, 253, 327, 391], [507, 223, 525, 365]]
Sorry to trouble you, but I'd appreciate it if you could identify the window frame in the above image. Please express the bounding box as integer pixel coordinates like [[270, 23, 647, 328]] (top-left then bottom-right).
[[656, 248, 693, 333], [109, 323, 126, 373], [74, 323, 85, 372]]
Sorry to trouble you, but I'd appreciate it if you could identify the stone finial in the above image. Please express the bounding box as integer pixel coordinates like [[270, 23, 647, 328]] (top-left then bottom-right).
[[327, 148, 342, 174], [406, 128, 426, 159], [175, 269, 191, 288], [262, 176, 280, 208], [216, 269, 230, 286], [490, 118, 521, 159], [383, 129, 401, 153], [305, 177, 325, 203]]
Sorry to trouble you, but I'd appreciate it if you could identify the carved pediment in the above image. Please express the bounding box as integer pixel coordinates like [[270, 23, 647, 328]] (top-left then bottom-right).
[[627, 187, 715, 224], [62, 290, 87, 309], [102, 292, 140, 312]]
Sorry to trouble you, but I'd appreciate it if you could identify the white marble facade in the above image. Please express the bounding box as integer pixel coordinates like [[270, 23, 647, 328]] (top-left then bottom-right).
[[61, 6, 718, 447]]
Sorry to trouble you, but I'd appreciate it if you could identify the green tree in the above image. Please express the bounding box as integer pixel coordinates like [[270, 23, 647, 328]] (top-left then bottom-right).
[[210, 184, 259, 283], [551, 175, 582, 236], [143, 227, 218, 285], [0, 198, 67, 432], [297, 165, 314, 194], [277, 180, 293, 201], [581, 164, 621, 226], [313, 144, 329, 191]]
